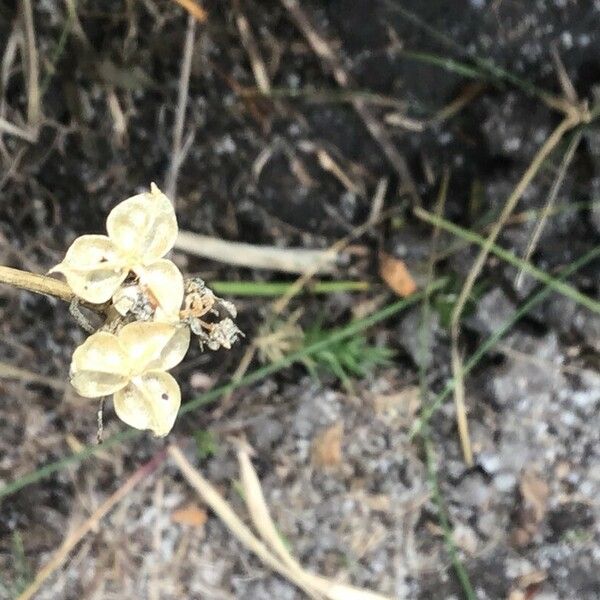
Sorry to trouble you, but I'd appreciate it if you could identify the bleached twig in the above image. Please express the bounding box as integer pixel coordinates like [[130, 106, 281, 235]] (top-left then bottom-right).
[[175, 231, 340, 274]]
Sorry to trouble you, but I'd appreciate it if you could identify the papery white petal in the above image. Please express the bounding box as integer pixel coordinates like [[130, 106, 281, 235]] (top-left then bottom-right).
[[70, 331, 130, 397], [106, 185, 178, 261], [113, 371, 181, 436], [136, 259, 184, 322], [117, 321, 190, 372], [49, 235, 127, 303]]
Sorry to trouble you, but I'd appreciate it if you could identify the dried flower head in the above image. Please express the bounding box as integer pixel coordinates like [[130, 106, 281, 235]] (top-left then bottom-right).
[[181, 277, 243, 350], [56, 186, 242, 437], [50, 183, 183, 321], [70, 321, 190, 436]]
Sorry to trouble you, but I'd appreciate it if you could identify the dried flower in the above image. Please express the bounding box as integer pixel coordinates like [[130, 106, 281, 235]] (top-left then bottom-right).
[[55, 186, 242, 437], [70, 321, 190, 436], [50, 183, 183, 321], [181, 277, 243, 350]]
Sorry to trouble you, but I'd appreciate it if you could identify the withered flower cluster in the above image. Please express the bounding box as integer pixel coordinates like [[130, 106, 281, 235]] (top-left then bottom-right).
[[51, 184, 242, 436]]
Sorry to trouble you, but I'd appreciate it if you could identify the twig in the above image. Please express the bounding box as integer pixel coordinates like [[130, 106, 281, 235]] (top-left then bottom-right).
[[16, 450, 166, 600], [278, 0, 420, 205], [174, 231, 340, 274], [165, 14, 196, 202]]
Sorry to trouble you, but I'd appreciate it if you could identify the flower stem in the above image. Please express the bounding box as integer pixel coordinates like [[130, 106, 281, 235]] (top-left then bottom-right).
[[0, 265, 106, 312]]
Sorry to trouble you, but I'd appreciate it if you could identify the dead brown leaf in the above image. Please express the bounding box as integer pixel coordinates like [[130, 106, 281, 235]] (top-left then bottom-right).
[[507, 569, 547, 600], [520, 470, 549, 524], [311, 421, 343, 468], [171, 503, 208, 527], [511, 470, 549, 547], [378, 251, 417, 297]]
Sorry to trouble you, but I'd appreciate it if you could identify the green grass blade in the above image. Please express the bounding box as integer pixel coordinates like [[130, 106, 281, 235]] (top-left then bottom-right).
[[411, 245, 600, 438], [415, 207, 600, 314], [0, 278, 447, 501], [400, 50, 486, 80], [423, 436, 476, 600], [210, 280, 370, 297]]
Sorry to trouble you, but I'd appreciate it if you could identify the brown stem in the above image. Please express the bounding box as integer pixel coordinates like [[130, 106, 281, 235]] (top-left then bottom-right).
[[0, 265, 107, 313]]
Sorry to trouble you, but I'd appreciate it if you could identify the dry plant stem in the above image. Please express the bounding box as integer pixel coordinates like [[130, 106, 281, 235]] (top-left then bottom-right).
[[20, 0, 41, 134], [175, 231, 339, 274], [450, 110, 586, 466], [171, 0, 209, 22], [278, 0, 420, 205], [165, 14, 196, 202], [0, 116, 36, 142], [0, 361, 67, 390], [169, 444, 392, 600], [428, 82, 485, 125], [167, 445, 322, 600], [234, 0, 271, 93], [236, 447, 392, 600], [16, 450, 167, 600], [0, 265, 106, 313], [515, 130, 582, 288]]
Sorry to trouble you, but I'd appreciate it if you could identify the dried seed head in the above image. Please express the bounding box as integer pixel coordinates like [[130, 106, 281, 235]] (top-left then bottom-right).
[[50, 184, 183, 321], [69, 321, 190, 436], [59, 186, 243, 436], [206, 318, 244, 351]]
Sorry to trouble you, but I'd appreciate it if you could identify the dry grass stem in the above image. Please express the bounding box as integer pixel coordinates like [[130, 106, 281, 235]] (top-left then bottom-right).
[[367, 177, 388, 226], [167, 445, 322, 599], [317, 148, 362, 195], [236, 444, 391, 600], [0, 361, 67, 390], [165, 14, 196, 202], [515, 130, 582, 288], [279, 0, 420, 205], [172, 0, 208, 22], [428, 82, 486, 125], [168, 444, 393, 600], [0, 116, 36, 142], [234, 1, 271, 94], [20, 0, 41, 134], [448, 96, 590, 465], [16, 451, 166, 600]]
